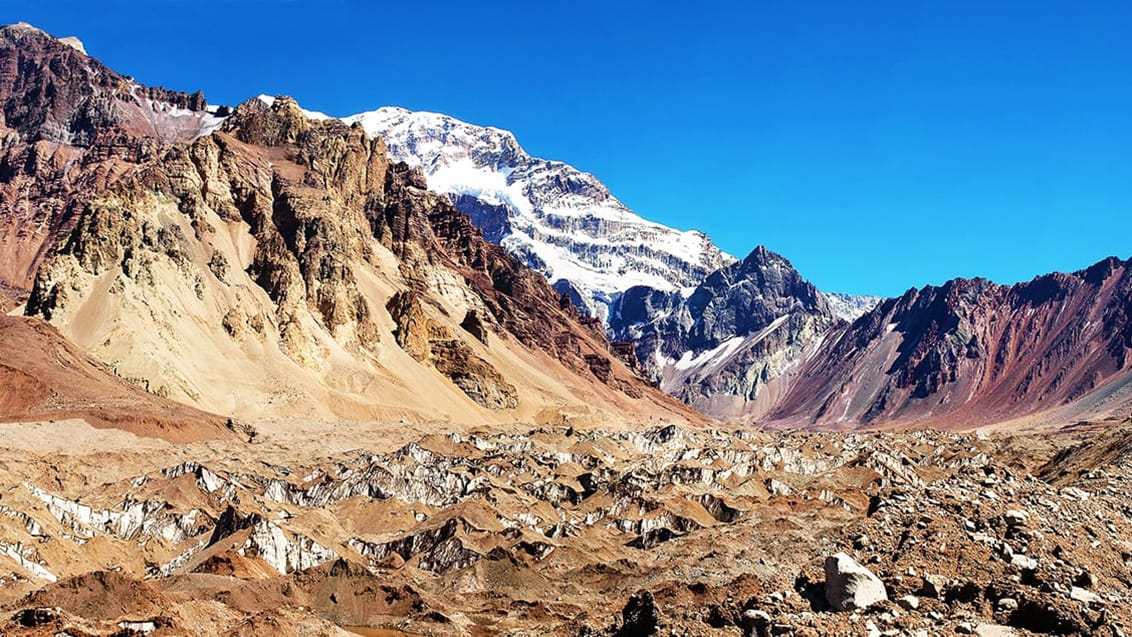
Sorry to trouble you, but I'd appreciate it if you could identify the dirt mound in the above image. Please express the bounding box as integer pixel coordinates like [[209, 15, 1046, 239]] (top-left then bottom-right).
[[17, 570, 169, 621]]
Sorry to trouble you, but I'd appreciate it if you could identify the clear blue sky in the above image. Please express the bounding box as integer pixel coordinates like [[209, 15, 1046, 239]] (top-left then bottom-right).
[[9, 1, 1131, 296]]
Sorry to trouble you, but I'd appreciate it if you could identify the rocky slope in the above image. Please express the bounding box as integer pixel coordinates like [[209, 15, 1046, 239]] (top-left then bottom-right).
[[341, 106, 735, 322], [0, 316, 229, 441], [766, 256, 1132, 429], [0, 23, 224, 306], [610, 246, 840, 419], [2, 419, 1131, 635], [0, 24, 690, 428]]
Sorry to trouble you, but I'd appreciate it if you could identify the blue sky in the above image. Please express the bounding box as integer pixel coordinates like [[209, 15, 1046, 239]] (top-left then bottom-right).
[[9, 1, 1131, 296]]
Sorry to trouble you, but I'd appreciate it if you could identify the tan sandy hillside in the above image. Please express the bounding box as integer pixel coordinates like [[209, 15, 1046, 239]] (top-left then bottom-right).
[[0, 315, 229, 441]]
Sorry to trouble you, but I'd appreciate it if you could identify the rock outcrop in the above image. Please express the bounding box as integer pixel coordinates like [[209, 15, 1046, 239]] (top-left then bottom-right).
[[387, 290, 518, 409], [0, 23, 222, 303], [0, 23, 217, 147]]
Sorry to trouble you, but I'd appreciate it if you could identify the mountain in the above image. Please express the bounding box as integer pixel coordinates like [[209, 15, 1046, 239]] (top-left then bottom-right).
[[610, 246, 839, 418], [825, 292, 883, 322], [333, 105, 891, 418], [341, 106, 735, 322], [6, 23, 1132, 637], [765, 256, 1132, 428], [7, 22, 1125, 435], [0, 22, 225, 310], [0, 23, 691, 428]]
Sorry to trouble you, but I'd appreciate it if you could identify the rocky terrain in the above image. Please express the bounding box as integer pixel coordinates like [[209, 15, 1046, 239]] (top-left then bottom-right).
[[766, 257, 1132, 429], [2, 419, 1132, 635], [609, 247, 839, 419], [0, 22, 223, 308]]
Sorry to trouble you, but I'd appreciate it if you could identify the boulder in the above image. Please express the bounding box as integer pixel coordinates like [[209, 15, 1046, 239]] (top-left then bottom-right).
[[824, 552, 888, 611], [1069, 586, 1103, 607], [1004, 509, 1029, 527], [740, 609, 772, 637], [617, 590, 660, 636]]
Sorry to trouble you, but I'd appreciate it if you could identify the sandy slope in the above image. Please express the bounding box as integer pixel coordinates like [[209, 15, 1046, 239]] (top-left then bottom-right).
[[0, 316, 229, 441]]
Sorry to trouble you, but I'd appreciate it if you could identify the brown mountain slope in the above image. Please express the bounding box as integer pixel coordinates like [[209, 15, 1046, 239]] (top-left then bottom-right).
[[0, 316, 229, 440], [1, 24, 693, 427], [0, 23, 219, 301], [763, 256, 1132, 429]]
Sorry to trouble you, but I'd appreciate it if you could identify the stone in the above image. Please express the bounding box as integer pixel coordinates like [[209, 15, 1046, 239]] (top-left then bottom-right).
[[974, 624, 1015, 637], [824, 552, 888, 611], [1009, 554, 1038, 571], [1069, 586, 1103, 606], [897, 595, 919, 610], [741, 609, 772, 637], [998, 541, 1014, 560], [922, 574, 947, 598], [1004, 509, 1029, 527]]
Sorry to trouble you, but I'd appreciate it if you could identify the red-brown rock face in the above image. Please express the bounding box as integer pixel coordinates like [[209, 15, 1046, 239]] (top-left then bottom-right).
[[767, 257, 1132, 428], [0, 23, 218, 304]]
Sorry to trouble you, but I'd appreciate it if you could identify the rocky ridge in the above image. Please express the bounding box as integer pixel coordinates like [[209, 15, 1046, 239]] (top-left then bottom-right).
[[0, 22, 223, 304], [610, 246, 840, 419], [766, 257, 1132, 428]]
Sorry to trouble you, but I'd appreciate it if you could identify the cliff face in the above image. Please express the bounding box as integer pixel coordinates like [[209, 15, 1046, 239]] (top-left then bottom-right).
[[3, 26, 686, 426], [767, 257, 1132, 428], [0, 23, 216, 147], [610, 246, 838, 418], [0, 23, 221, 305]]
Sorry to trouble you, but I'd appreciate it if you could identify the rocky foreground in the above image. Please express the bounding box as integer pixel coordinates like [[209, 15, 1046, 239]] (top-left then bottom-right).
[[0, 418, 1130, 636]]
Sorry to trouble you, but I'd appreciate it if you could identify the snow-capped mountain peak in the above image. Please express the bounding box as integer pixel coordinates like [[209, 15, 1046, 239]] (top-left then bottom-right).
[[342, 106, 735, 321]]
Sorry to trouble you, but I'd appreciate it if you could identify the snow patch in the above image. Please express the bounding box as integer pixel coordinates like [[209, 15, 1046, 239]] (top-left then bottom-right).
[[58, 36, 85, 55]]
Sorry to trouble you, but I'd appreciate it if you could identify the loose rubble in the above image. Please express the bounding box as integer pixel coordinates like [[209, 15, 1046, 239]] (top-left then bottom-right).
[[0, 423, 1131, 635]]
